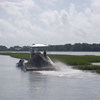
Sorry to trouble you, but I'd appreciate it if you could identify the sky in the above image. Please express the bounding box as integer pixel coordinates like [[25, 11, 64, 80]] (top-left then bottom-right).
[[0, 0, 100, 47]]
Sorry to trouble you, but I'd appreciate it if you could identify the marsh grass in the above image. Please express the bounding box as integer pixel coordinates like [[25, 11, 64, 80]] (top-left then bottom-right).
[[48, 55, 100, 74], [0, 53, 100, 73], [74, 65, 100, 70], [48, 55, 100, 65], [96, 69, 100, 74], [0, 53, 30, 60], [1, 53, 100, 65], [74, 65, 100, 74]]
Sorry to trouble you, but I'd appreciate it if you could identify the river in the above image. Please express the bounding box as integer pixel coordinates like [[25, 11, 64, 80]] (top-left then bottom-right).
[[0, 54, 100, 100]]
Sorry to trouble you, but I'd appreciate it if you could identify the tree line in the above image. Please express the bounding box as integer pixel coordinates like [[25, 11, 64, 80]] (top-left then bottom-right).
[[0, 43, 100, 51]]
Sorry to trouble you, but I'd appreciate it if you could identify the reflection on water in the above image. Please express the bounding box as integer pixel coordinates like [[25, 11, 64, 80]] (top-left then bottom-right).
[[0, 55, 100, 100]]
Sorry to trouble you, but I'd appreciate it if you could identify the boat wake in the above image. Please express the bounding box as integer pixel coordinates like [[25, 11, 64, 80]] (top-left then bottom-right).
[[36, 61, 95, 78]]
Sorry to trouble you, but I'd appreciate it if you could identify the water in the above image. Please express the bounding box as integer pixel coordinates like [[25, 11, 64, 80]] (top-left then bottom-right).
[[47, 51, 100, 56], [92, 62, 100, 65], [0, 55, 100, 100]]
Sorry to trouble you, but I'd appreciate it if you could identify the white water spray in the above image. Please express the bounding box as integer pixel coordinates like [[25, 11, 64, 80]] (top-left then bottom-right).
[[47, 56, 54, 65], [37, 61, 88, 78], [37, 57, 94, 78]]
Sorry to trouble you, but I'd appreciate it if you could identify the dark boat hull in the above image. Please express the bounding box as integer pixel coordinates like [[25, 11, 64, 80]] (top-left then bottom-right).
[[22, 65, 55, 71], [17, 53, 55, 71]]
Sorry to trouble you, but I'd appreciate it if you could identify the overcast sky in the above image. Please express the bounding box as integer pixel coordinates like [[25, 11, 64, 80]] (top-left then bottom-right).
[[0, 0, 100, 47]]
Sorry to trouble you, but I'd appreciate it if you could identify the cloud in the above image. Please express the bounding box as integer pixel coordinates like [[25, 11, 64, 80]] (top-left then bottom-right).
[[0, 0, 42, 46], [20, 0, 35, 9], [0, 0, 100, 46], [41, 5, 88, 38], [0, 18, 33, 42], [91, 0, 100, 9], [0, 1, 22, 17], [41, 1, 100, 44], [43, 0, 63, 5]]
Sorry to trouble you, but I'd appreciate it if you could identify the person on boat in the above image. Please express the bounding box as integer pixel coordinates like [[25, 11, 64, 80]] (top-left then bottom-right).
[[43, 51, 47, 58], [18, 58, 24, 66], [31, 50, 35, 57], [30, 48, 32, 58]]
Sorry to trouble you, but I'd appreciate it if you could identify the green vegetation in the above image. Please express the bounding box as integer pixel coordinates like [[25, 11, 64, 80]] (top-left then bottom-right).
[[74, 65, 100, 74], [96, 69, 100, 74], [0, 53, 30, 60], [48, 55, 100, 65], [0, 52, 100, 74], [48, 55, 100, 74]]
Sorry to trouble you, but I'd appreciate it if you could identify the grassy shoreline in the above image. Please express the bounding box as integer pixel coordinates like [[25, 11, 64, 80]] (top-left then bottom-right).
[[0, 52, 100, 74]]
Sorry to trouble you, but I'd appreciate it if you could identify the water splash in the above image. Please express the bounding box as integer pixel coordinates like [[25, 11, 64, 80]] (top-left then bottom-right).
[[37, 61, 94, 78], [47, 56, 54, 65]]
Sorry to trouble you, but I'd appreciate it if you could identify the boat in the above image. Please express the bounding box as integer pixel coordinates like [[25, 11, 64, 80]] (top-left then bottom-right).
[[17, 44, 55, 71]]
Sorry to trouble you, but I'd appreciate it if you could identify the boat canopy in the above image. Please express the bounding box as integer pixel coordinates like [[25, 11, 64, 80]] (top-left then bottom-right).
[[30, 44, 48, 47]]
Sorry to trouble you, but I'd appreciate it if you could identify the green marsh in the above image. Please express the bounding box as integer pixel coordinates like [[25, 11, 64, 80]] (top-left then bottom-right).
[[0, 52, 100, 74]]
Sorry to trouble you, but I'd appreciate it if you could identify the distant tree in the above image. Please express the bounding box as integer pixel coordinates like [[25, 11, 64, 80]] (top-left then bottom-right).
[[21, 46, 30, 51], [92, 44, 100, 51], [80, 43, 92, 51], [8, 46, 21, 51], [0, 45, 8, 51], [64, 44, 72, 51], [1, 43, 100, 51], [72, 43, 82, 51]]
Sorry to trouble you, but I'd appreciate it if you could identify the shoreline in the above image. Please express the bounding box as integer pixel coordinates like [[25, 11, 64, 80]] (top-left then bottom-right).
[[0, 52, 100, 74]]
